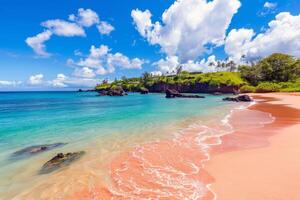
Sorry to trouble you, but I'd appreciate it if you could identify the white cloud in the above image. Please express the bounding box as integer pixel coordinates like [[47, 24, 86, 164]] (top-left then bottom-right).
[[225, 12, 300, 62], [25, 30, 52, 57], [70, 45, 145, 75], [48, 73, 99, 88], [73, 67, 96, 78], [69, 8, 99, 27], [264, 2, 277, 9], [153, 56, 179, 74], [132, 0, 241, 62], [107, 53, 144, 69], [49, 73, 68, 87], [97, 21, 115, 35], [42, 19, 85, 37], [26, 8, 113, 57], [0, 80, 22, 86], [150, 71, 163, 76], [28, 74, 44, 85], [153, 55, 218, 74]]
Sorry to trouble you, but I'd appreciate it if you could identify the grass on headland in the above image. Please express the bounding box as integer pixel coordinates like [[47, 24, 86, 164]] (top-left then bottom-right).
[[96, 53, 300, 93]]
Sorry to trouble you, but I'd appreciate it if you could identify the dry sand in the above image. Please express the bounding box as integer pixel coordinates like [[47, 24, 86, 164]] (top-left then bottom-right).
[[205, 93, 300, 200]]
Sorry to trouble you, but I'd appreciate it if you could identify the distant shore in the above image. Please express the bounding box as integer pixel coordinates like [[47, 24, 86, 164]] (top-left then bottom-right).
[[205, 93, 300, 200]]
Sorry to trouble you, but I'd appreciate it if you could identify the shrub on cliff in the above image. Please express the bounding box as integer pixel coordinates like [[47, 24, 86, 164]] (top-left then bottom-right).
[[240, 85, 256, 93], [255, 82, 281, 93]]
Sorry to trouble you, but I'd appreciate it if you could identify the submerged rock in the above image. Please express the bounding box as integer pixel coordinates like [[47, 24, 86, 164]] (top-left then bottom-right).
[[11, 143, 67, 159], [165, 89, 204, 98], [213, 92, 223, 95], [223, 95, 252, 102], [39, 151, 85, 174]]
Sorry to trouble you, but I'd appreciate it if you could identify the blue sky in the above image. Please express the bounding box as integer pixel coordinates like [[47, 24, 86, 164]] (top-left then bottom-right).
[[0, 0, 299, 90]]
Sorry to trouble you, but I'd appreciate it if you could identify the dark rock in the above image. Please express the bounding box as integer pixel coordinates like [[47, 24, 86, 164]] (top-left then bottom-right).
[[11, 143, 67, 159], [233, 89, 240, 95], [39, 151, 85, 174], [98, 86, 127, 96], [213, 92, 223, 95], [165, 89, 204, 98], [140, 87, 149, 94], [223, 95, 252, 102]]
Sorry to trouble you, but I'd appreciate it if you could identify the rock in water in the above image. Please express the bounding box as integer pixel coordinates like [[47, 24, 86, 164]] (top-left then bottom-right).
[[98, 86, 127, 96], [11, 143, 67, 159], [213, 92, 223, 95], [39, 151, 85, 174], [223, 95, 252, 102], [165, 89, 204, 98], [140, 87, 149, 94]]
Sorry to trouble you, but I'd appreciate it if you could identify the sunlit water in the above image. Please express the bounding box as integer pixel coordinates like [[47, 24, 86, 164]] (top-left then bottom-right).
[[0, 92, 239, 199]]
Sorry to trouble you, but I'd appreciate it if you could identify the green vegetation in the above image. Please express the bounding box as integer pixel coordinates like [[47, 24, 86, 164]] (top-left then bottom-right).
[[95, 72, 246, 92], [95, 53, 300, 93]]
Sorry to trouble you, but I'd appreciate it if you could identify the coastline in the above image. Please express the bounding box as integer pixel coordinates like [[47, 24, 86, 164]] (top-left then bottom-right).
[[205, 93, 300, 200]]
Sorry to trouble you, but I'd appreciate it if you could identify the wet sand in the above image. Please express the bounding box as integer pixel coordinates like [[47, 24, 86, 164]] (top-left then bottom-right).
[[205, 93, 300, 200]]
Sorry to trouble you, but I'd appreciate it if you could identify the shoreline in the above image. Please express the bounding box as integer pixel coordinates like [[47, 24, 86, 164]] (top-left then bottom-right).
[[205, 93, 300, 200]]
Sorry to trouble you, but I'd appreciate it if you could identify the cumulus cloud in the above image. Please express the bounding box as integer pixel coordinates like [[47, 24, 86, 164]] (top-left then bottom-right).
[[48, 73, 68, 87], [225, 12, 300, 62], [42, 19, 85, 37], [49, 73, 99, 88], [70, 45, 145, 76], [69, 8, 99, 27], [97, 21, 115, 35], [153, 55, 218, 74], [25, 30, 52, 57], [0, 80, 22, 86], [73, 67, 96, 78], [26, 8, 114, 57], [28, 74, 44, 85], [264, 2, 277, 9], [132, 0, 241, 62]]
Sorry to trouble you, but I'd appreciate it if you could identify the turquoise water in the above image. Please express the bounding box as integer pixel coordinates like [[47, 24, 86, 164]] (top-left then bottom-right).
[[0, 91, 235, 198]]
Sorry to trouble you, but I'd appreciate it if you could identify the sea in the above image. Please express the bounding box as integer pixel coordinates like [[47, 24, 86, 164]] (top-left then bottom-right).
[[0, 91, 245, 199]]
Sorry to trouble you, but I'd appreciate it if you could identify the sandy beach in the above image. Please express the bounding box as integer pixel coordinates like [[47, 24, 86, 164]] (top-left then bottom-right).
[[205, 93, 300, 200]]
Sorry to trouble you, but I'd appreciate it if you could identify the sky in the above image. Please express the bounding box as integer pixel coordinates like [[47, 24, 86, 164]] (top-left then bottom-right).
[[0, 0, 300, 90]]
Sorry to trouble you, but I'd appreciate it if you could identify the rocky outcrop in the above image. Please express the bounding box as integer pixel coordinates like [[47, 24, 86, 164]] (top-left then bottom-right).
[[148, 82, 240, 94], [11, 143, 67, 159], [39, 151, 85, 174], [140, 87, 149, 94], [223, 95, 252, 102], [165, 89, 204, 98], [99, 86, 127, 96]]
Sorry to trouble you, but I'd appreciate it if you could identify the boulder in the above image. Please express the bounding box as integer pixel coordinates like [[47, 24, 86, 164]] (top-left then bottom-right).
[[99, 86, 127, 96], [165, 89, 204, 98], [223, 95, 252, 102], [140, 87, 149, 94], [11, 143, 67, 159], [39, 151, 85, 174]]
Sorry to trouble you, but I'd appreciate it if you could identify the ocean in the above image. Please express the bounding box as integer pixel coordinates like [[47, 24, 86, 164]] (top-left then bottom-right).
[[0, 91, 241, 199]]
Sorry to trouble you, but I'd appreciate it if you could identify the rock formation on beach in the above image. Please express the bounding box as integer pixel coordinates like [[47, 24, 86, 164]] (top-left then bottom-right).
[[223, 95, 252, 102], [165, 89, 205, 98], [11, 143, 67, 159], [39, 151, 85, 174]]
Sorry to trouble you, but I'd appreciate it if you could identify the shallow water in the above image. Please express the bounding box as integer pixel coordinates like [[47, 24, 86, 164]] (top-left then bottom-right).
[[0, 91, 239, 199]]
